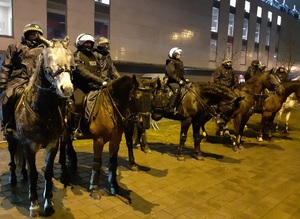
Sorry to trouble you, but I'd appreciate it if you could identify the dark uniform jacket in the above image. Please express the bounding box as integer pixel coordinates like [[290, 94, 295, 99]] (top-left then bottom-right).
[[165, 58, 185, 83], [0, 41, 44, 88], [72, 50, 104, 93], [0, 40, 45, 102], [99, 53, 120, 82], [244, 66, 260, 81], [275, 70, 288, 82], [214, 65, 238, 88]]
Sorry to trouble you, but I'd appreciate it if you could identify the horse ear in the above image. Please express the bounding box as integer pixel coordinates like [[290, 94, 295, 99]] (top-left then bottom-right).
[[63, 35, 70, 47], [150, 77, 159, 88], [132, 75, 139, 87]]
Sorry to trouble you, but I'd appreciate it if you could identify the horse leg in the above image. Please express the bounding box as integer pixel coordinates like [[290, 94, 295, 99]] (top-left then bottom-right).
[[124, 123, 139, 171], [275, 109, 283, 132], [89, 138, 103, 199], [66, 138, 77, 170], [201, 125, 207, 142], [177, 118, 191, 161], [192, 121, 204, 161], [284, 111, 292, 133], [7, 137, 17, 186], [43, 144, 58, 216], [108, 154, 119, 195], [21, 156, 28, 181], [138, 123, 151, 154], [23, 146, 40, 217]]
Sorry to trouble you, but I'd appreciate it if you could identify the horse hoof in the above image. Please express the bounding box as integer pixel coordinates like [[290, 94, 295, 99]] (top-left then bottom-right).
[[90, 191, 101, 200], [232, 146, 240, 153], [29, 203, 40, 217], [238, 145, 244, 151], [130, 164, 140, 172], [110, 186, 120, 196], [142, 148, 152, 154], [195, 155, 204, 161], [44, 206, 55, 216], [177, 155, 185, 161], [257, 136, 263, 142]]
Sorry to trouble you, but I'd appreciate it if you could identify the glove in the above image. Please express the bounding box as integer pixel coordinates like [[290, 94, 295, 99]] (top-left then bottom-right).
[[102, 81, 108, 87], [185, 78, 190, 82], [179, 80, 184, 85]]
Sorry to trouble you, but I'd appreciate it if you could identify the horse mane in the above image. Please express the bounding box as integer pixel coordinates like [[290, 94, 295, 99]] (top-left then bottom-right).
[[109, 75, 133, 100], [195, 82, 237, 100]]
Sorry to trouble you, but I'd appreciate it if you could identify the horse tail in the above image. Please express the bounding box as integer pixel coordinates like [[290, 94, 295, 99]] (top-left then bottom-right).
[[15, 143, 24, 171]]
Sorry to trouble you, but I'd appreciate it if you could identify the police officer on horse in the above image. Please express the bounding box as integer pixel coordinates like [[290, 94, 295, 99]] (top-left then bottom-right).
[[0, 23, 45, 135]]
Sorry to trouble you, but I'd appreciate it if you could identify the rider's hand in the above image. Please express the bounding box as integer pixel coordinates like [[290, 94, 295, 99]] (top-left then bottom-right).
[[179, 80, 184, 85]]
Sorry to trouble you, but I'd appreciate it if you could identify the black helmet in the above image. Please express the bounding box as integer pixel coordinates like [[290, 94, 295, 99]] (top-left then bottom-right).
[[23, 23, 43, 39], [251, 60, 260, 67]]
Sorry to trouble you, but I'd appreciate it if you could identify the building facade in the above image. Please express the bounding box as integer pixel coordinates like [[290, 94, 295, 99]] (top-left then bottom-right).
[[1, 0, 300, 76]]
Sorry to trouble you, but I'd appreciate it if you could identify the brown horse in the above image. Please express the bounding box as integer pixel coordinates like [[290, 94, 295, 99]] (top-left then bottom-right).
[[229, 71, 285, 151], [150, 81, 244, 161], [58, 75, 158, 199], [6, 36, 74, 217], [257, 80, 300, 141]]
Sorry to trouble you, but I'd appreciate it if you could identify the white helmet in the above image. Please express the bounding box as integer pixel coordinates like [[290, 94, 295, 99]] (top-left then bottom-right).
[[75, 33, 95, 48], [169, 47, 182, 58]]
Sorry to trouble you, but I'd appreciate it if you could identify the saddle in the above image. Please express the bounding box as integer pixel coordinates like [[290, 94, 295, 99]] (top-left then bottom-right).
[[152, 82, 191, 116]]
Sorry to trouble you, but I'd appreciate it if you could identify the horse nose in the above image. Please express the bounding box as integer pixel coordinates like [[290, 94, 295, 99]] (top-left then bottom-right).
[[61, 85, 74, 97]]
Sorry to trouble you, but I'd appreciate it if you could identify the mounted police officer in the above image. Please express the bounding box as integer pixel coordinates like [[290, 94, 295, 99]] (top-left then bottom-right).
[[71, 33, 107, 138], [213, 58, 238, 89], [0, 23, 45, 135], [165, 47, 189, 113], [275, 65, 288, 82], [94, 37, 120, 82], [244, 60, 261, 81]]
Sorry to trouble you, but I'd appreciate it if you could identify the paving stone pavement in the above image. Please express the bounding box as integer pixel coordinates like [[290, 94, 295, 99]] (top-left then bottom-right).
[[1, 114, 300, 219]]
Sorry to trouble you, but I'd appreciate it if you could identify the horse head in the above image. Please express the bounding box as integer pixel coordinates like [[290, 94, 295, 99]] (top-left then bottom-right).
[[39, 36, 74, 98]]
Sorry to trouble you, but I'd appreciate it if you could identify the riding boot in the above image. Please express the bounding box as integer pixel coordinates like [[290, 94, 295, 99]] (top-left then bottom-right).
[[167, 94, 178, 114], [71, 113, 83, 140], [1, 104, 15, 135]]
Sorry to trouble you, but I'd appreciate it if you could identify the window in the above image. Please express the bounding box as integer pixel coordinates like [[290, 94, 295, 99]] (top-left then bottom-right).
[[228, 13, 235, 36], [268, 11, 272, 22], [277, 15, 282, 25], [95, 0, 110, 4], [47, 0, 66, 39], [209, 39, 217, 61], [94, 2, 110, 39], [265, 27, 271, 46], [255, 23, 260, 43], [211, 7, 219, 32], [0, 0, 12, 36], [242, 18, 248, 40], [245, 1, 250, 13], [230, 0, 236, 7], [257, 6, 262, 18]]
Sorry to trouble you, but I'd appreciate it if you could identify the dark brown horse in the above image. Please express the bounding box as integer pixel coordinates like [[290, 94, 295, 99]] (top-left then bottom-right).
[[6, 36, 74, 217], [58, 75, 158, 199], [257, 80, 300, 141], [229, 71, 285, 151], [149, 81, 244, 161]]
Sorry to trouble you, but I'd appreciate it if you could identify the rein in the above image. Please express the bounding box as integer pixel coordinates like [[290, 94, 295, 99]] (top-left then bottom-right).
[[185, 85, 224, 119]]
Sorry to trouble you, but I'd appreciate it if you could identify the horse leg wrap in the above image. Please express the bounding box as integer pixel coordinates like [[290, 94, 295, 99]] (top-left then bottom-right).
[[89, 162, 101, 190], [108, 157, 119, 195]]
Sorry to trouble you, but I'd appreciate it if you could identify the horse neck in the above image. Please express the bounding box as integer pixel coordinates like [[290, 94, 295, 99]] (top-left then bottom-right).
[[283, 82, 300, 98], [24, 66, 58, 116]]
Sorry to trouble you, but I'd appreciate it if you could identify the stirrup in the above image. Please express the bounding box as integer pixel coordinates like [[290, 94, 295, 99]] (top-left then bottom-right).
[[72, 128, 83, 140], [3, 123, 15, 136]]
